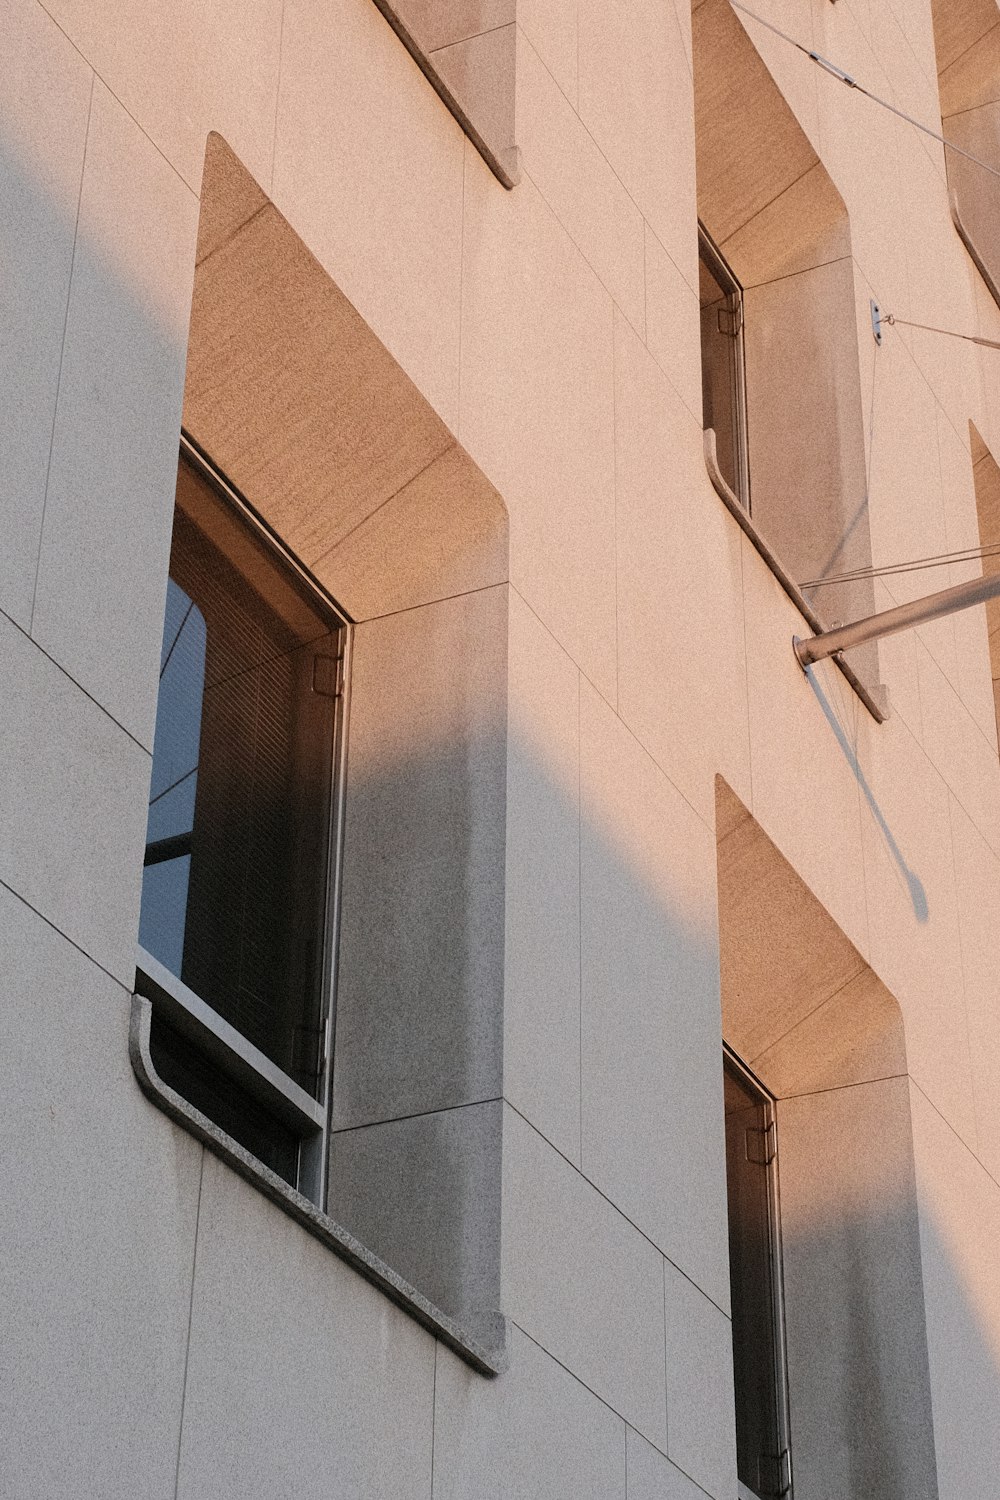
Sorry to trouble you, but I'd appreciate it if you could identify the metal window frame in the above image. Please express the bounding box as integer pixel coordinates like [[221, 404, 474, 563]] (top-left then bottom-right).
[[698, 223, 752, 514], [134, 947, 326, 1134], [135, 433, 353, 1209], [724, 1045, 794, 1500]]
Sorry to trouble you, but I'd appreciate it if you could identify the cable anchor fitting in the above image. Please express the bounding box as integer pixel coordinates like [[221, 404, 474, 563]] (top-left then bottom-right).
[[808, 51, 858, 86]]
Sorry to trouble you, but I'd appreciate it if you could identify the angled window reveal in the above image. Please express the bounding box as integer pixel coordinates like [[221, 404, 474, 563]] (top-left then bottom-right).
[[716, 779, 940, 1500]]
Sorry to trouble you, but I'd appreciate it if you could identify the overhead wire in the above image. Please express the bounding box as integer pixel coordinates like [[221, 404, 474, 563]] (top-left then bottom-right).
[[723, 1, 1000, 596], [801, 541, 1000, 591], [729, 1, 1000, 184], [802, 328, 1000, 591], [725, 3, 1000, 350], [882, 314, 1000, 352]]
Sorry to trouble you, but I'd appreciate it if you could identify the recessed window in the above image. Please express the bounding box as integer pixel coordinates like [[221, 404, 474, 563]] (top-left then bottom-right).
[[724, 1048, 792, 1499], [136, 446, 348, 1202], [699, 224, 750, 511], [692, 1, 883, 701]]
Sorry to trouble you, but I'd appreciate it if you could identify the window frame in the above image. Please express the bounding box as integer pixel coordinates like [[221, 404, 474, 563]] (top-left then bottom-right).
[[698, 223, 752, 514], [724, 1044, 794, 1500], [134, 434, 353, 1208]]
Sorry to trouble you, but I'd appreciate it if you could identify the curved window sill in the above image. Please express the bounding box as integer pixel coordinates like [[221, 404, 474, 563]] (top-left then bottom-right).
[[129, 993, 508, 1377], [704, 431, 887, 723]]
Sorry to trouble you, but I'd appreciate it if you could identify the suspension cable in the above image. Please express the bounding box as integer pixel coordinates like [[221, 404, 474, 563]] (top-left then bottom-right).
[[801, 541, 1000, 592], [730, 1, 1000, 184]]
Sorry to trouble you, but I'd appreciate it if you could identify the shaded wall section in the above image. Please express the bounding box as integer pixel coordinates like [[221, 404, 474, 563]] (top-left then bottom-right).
[[716, 778, 939, 1500]]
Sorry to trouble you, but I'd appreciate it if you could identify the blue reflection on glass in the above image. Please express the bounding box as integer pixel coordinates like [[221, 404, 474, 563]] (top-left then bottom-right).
[[139, 578, 207, 975]]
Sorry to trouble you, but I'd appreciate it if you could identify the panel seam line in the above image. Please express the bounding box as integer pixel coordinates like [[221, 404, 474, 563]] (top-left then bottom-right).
[[29, 72, 94, 638], [506, 1100, 731, 1318], [173, 1147, 205, 1500]]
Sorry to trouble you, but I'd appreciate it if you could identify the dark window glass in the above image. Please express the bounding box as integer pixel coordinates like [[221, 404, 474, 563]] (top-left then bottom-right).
[[724, 1051, 790, 1497], [139, 455, 344, 1168], [149, 1019, 300, 1183], [699, 227, 750, 510]]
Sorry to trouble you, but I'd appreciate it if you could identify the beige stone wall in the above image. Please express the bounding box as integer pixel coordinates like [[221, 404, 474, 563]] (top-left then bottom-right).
[[4, 0, 1000, 1496]]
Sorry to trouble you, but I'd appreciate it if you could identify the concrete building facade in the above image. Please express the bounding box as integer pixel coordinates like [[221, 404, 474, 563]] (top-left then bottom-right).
[[3, 0, 1000, 1495]]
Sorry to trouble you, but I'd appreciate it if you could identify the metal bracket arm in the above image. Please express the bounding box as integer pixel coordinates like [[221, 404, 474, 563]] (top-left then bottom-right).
[[794, 569, 1000, 668]]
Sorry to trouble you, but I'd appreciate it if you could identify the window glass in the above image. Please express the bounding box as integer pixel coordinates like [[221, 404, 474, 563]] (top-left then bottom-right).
[[140, 578, 206, 975], [724, 1051, 790, 1497], [139, 457, 345, 1170]]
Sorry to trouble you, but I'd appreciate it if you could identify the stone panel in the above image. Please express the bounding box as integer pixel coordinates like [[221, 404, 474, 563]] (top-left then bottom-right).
[[626, 1429, 706, 1500], [433, 1326, 625, 1500], [0, 612, 149, 985], [185, 199, 453, 573], [854, 710, 976, 1149], [911, 1078, 1000, 1500], [741, 535, 871, 958], [177, 1152, 435, 1500], [38, 0, 282, 188], [504, 590, 581, 1162], [716, 779, 868, 1067], [315, 441, 508, 621], [333, 587, 507, 1127], [403, 0, 513, 53], [328, 1101, 503, 1349], [431, 24, 516, 170], [948, 793, 1000, 1183], [0, 886, 200, 1499], [501, 1105, 667, 1447], [516, 33, 645, 335], [460, 150, 617, 703], [580, 680, 730, 1310], [614, 313, 751, 828], [915, 637, 1000, 858], [663, 1259, 738, 1500], [578, 0, 696, 287], [643, 224, 702, 424], [274, 0, 466, 426], [31, 82, 197, 750], [517, 0, 578, 102], [0, 0, 91, 631]]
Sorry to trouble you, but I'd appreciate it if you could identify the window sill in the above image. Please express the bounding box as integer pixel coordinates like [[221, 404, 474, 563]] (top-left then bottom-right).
[[704, 431, 887, 723], [129, 992, 508, 1377], [369, 0, 520, 190]]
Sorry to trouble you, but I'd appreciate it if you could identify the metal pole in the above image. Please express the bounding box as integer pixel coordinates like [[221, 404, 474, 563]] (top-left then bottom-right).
[[794, 569, 1000, 667]]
